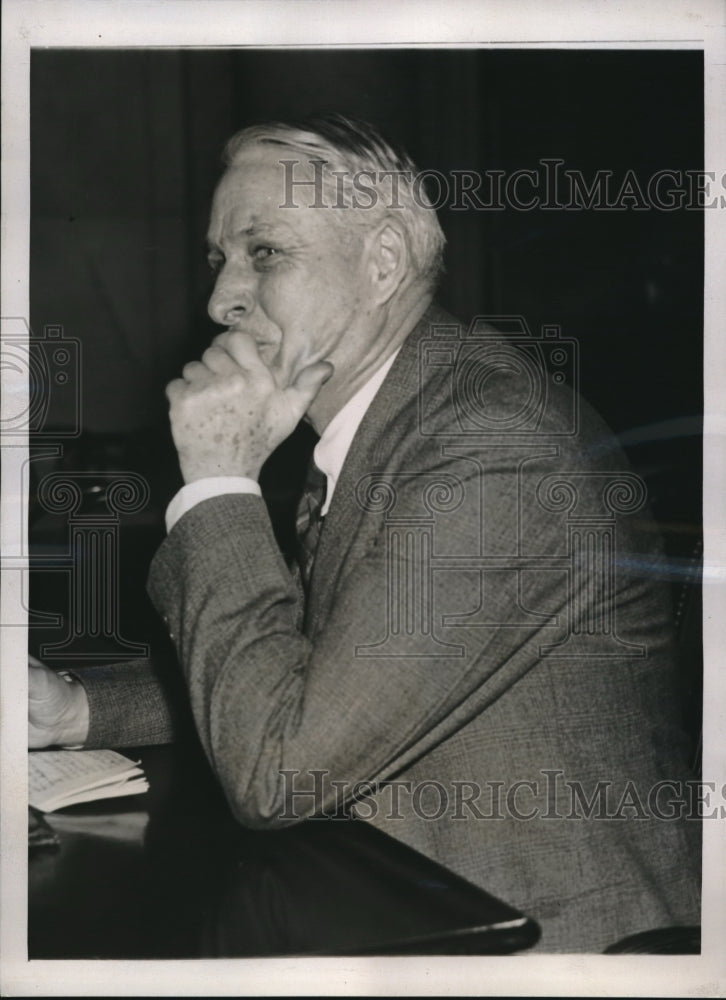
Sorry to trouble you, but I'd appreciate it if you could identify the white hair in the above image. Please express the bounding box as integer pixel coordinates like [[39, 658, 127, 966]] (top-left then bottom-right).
[[222, 114, 446, 289]]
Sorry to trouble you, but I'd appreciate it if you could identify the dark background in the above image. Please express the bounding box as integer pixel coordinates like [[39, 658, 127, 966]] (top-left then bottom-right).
[[31, 49, 704, 429], [28, 48, 703, 741]]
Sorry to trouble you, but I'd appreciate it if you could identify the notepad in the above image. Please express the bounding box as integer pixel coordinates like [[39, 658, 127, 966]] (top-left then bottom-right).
[[29, 749, 149, 812]]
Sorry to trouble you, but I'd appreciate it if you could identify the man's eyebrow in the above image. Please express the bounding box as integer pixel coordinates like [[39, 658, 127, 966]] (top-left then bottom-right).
[[207, 222, 294, 250]]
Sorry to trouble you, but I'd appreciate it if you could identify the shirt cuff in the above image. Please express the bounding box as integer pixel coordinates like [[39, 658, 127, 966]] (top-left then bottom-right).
[[165, 477, 262, 533]]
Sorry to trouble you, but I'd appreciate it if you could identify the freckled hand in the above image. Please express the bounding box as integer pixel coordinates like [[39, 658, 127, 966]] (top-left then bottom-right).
[[166, 331, 333, 484]]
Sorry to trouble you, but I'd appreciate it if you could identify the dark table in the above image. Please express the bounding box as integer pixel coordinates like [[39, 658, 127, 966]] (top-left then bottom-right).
[[29, 743, 540, 958]]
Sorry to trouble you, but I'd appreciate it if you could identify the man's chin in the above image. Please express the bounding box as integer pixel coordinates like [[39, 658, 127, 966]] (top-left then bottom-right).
[[269, 353, 323, 390]]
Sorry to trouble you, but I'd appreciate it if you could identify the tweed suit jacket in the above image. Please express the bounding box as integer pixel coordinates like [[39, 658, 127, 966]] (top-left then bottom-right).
[[80, 305, 700, 952]]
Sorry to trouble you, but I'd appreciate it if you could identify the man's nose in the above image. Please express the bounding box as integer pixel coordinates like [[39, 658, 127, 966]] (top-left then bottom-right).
[[207, 265, 255, 326]]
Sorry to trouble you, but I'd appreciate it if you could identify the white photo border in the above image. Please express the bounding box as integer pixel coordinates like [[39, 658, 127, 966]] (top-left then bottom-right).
[[2, 0, 724, 995]]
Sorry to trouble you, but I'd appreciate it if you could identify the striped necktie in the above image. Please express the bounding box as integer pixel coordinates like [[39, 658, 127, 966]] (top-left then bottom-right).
[[295, 459, 328, 591]]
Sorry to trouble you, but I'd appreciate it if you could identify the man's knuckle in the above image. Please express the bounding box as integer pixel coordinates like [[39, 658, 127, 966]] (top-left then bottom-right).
[[228, 331, 253, 355], [165, 378, 182, 400], [202, 345, 221, 364]]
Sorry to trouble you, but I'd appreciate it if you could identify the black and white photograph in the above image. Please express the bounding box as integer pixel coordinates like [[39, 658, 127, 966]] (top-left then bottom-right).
[[2, 1, 725, 995]]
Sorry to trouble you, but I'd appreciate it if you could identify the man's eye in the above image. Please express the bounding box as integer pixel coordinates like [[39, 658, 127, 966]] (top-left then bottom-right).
[[208, 253, 225, 273], [252, 245, 278, 262]]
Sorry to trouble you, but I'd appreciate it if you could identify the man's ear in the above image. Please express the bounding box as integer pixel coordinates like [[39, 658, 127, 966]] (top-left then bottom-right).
[[367, 220, 409, 304]]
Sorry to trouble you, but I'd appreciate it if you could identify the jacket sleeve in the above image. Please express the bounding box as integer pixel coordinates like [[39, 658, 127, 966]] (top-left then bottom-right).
[[145, 431, 667, 831], [70, 655, 193, 748]]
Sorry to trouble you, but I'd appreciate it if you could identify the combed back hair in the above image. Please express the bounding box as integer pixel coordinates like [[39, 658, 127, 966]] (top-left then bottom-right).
[[222, 114, 446, 290]]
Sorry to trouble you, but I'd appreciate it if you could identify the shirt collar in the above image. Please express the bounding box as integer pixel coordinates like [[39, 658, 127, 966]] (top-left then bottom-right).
[[314, 348, 400, 516]]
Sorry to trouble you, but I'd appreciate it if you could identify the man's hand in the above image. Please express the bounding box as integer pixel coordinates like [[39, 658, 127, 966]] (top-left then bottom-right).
[[29, 657, 90, 748], [166, 332, 333, 484]]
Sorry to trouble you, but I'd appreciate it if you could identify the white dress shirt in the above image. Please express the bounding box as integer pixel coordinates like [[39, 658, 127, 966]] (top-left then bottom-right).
[[165, 349, 400, 533]]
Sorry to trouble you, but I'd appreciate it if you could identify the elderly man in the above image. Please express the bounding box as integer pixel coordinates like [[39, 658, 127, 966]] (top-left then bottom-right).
[[29, 115, 700, 951]]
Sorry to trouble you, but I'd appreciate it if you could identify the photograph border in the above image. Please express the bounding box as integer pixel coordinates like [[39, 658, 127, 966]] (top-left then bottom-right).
[[2, 1, 725, 995]]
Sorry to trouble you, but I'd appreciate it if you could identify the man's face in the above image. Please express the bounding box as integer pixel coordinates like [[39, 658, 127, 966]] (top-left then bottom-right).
[[206, 147, 372, 392]]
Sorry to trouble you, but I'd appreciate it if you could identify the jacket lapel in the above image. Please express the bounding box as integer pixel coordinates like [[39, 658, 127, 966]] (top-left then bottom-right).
[[305, 303, 455, 636]]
